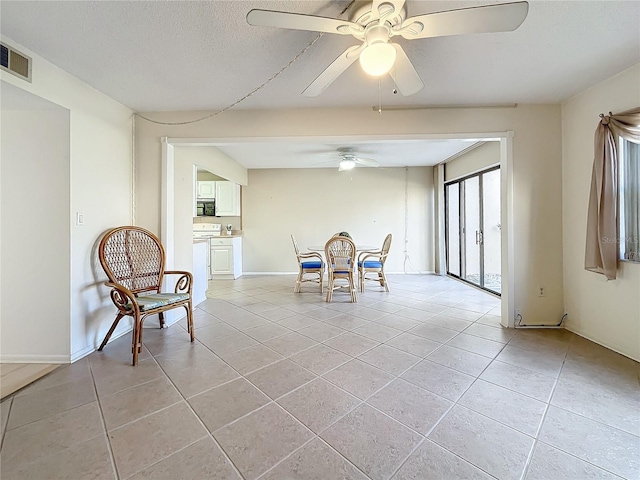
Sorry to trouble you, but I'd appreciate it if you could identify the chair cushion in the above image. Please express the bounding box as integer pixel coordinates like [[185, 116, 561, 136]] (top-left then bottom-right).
[[128, 293, 190, 312], [302, 261, 323, 269], [358, 261, 383, 268]]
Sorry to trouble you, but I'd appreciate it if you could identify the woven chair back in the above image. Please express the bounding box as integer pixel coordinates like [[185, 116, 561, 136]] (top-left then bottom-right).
[[99, 226, 165, 294], [325, 236, 356, 272], [291, 235, 301, 258], [381, 234, 392, 260]]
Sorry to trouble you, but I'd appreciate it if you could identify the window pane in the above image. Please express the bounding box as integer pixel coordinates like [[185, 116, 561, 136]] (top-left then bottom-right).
[[447, 183, 460, 276], [482, 169, 501, 294], [620, 139, 640, 262], [463, 176, 481, 286]]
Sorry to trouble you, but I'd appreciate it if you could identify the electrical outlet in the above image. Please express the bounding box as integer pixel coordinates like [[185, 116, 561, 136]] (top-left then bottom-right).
[[538, 286, 545, 297], [515, 308, 522, 318]]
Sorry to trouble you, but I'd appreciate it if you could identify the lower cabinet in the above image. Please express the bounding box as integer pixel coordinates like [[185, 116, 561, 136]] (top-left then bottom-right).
[[210, 237, 242, 279]]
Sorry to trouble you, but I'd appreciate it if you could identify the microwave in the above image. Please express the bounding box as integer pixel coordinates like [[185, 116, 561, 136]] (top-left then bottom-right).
[[196, 200, 216, 216]]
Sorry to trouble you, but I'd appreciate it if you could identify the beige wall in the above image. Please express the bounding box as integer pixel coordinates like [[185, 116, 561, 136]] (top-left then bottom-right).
[[445, 142, 500, 182], [135, 104, 564, 325], [1, 36, 133, 361], [175, 146, 247, 186], [1, 106, 70, 361], [561, 64, 640, 361], [197, 171, 225, 181], [243, 167, 433, 273]]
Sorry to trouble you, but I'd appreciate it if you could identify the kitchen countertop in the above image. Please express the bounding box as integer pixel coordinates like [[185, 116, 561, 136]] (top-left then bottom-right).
[[193, 231, 244, 239]]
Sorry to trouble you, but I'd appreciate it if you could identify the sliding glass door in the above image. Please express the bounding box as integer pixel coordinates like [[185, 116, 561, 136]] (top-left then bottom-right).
[[445, 166, 501, 295]]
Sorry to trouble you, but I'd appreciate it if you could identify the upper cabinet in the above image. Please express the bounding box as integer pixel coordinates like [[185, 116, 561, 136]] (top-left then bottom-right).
[[215, 181, 241, 216], [197, 181, 216, 199]]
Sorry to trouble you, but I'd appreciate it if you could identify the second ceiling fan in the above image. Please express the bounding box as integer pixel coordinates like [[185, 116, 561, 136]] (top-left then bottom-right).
[[247, 0, 529, 97]]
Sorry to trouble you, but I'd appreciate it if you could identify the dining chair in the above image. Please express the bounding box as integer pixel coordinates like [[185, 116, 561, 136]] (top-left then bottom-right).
[[324, 235, 357, 302], [291, 235, 325, 293], [98, 226, 195, 365], [358, 233, 392, 292]]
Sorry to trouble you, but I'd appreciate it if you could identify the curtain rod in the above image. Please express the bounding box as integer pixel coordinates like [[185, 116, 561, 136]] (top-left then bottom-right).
[[371, 103, 518, 111]]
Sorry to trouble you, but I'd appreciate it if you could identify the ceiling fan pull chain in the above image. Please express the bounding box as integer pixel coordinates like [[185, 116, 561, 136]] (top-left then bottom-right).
[[378, 77, 383, 114], [393, 62, 398, 93]]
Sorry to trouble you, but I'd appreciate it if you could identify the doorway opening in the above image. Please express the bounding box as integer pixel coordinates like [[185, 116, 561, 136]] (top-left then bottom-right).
[[445, 166, 501, 296]]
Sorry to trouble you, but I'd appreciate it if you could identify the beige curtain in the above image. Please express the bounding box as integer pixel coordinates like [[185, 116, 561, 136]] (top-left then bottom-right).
[[585, 107, 640, 280]]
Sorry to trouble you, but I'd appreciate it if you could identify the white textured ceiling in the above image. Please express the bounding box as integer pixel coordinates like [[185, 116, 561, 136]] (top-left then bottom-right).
[[2, 1, 638, 170], [1, 1, 639, 112], [214, 139, 486, 169]]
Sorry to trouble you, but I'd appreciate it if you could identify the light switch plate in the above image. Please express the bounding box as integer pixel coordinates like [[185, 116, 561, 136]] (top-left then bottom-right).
[[76, 212, 85, 226]]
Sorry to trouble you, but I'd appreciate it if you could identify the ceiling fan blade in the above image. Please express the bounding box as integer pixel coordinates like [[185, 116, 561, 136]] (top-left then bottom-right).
[[247, 9, 363, 35], [388, 44, 424, 96], [302, 44, 363, 97], [370, 0, 406, 22], [397, 1, 529, 40], [356, 157, 380, 167]]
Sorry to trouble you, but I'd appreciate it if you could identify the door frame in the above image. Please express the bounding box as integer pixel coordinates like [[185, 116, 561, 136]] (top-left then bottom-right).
[[160, 132, 515, 328], [445, 165, 502, 295]]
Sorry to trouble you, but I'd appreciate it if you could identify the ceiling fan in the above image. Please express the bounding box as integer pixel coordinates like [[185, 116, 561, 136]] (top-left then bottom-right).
[[323, 148, 380, 171], [247, 0, 529, 97]]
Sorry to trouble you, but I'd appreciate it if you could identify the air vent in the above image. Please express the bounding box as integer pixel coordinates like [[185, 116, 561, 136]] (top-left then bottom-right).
[[0, 42, 31, 82]]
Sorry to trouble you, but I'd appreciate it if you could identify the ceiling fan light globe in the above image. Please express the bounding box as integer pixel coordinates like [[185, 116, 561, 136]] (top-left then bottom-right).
[[359, 42, 396, 76], [340, 159, 356, 170]]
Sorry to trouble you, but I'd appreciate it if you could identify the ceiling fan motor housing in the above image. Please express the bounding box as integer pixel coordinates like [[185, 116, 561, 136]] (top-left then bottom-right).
[[348, 1, 407, 27]]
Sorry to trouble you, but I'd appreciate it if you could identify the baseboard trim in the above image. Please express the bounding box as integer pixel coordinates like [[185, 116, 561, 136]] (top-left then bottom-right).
[[193, 295, 207, 306], [70, 325, 133, 363], [70, 345, 94, 363], [564, 325, 639, 363], [0, 354, 70, 364], [242, 272, 298, 275], [242, 271, 436, 276], [388, 271, 435, 275]]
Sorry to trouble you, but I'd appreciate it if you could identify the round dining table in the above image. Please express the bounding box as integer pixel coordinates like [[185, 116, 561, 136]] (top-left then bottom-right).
[[308, 245, 377, 253]]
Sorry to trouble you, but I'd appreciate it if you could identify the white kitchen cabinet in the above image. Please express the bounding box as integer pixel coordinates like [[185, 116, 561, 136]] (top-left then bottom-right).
[[210, 237, 242, 279], [192, 240, 208, 305], [197, 181, 216, 199], [215, 181, 241, 216]]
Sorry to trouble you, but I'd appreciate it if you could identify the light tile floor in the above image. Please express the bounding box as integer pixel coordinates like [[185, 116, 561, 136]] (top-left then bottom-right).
[[1, 274, 638, 480]]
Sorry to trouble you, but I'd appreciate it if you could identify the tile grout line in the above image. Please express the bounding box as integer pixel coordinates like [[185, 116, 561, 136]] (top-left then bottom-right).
[[190, 294, 451, 479], [517, 342, 570, 480], [88, 358, 123, 480], [386, 336, 512, 479], [251, 401, 374, 480], [517, 344, 635, 480], [204, 277, 627, 480], [0, 396, 14, 452], [149, 351, 248, 480], [123, 435, 209, 480]]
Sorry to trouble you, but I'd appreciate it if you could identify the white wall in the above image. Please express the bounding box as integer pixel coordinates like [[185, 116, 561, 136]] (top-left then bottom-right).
[[1, 36, 133, 362], [170, 146, 248, 286], [242, 167, 433, 273], [561, 64, 640, 361], [174, 146, 247, 186], [1, 103, 70, 362], [136, 104, 564, 325], [445, 142, 500, 182]]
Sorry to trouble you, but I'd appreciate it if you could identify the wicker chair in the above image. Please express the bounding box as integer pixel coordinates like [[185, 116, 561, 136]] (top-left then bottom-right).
[[98, 226, 194, 365], [358, 233, 392, 293], [291, 235, 324, 293], [325, 236, 357, 302]]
